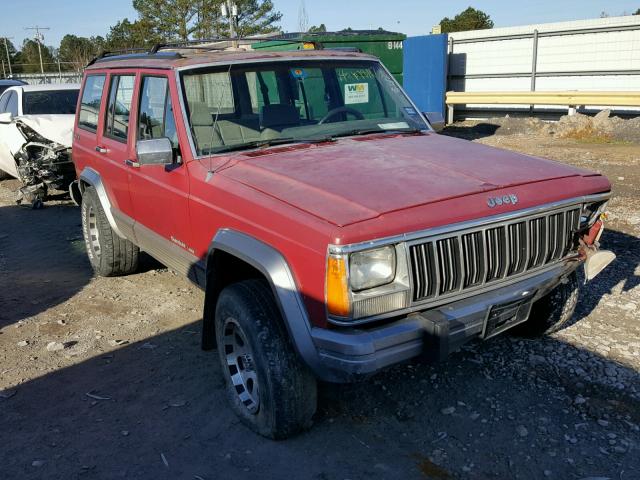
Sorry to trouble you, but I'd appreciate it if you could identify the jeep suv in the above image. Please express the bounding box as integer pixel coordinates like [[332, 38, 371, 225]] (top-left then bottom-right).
[[72, 45, 614, 439]]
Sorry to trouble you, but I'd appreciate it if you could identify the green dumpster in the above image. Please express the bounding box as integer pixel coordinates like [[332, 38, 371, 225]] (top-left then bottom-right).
[[251, 30, 406, 85]]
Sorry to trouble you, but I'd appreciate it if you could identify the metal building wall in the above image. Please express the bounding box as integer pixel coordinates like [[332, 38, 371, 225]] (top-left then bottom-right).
[[447, 15, 640, 116]]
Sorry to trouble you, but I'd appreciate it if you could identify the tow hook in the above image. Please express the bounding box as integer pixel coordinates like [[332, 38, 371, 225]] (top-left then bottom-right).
[[578, 216, 616, 281]]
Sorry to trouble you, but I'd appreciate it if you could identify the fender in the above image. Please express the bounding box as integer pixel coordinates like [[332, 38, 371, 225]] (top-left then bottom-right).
[[78, 167, 126, 239], [203, 229, 324, 376]]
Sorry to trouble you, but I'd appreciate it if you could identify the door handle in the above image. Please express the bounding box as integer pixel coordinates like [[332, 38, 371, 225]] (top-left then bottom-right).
[[95, 146, 107, 154], [125, 159, 140, 168]]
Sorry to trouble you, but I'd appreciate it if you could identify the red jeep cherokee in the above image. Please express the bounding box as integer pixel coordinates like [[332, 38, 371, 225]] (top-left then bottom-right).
[[72, 45, 614, 439]]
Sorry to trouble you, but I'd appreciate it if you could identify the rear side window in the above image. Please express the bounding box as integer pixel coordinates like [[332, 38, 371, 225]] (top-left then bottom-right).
[[105, 75, 135, 142], [138, 76, 178, 149], [79, 75, 106, 132], [23, 90, 79, 115]]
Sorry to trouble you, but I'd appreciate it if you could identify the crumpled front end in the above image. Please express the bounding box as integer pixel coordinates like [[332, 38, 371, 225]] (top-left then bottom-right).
[[10, 119, 75, 208]]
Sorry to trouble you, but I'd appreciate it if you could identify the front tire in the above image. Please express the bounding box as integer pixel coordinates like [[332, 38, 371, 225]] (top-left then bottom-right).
[[81, 186, 139, 277], [514, 271, 579, 336], [215, 279, 317, 439]]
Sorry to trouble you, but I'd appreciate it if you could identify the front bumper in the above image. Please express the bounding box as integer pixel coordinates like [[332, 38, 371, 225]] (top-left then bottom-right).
[[310, 261, 579, 382]]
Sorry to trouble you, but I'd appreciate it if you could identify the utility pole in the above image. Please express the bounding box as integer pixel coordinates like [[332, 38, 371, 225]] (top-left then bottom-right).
[[25, 26, 50, 74], [221, 1, 238, 47], [3, 36, 14, 77]]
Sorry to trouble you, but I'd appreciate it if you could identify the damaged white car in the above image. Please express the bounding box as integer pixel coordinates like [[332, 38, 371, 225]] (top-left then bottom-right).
[[0, 84, 80, 207]]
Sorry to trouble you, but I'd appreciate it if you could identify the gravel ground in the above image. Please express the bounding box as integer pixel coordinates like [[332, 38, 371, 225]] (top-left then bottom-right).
[[0, 125, 639, 480]]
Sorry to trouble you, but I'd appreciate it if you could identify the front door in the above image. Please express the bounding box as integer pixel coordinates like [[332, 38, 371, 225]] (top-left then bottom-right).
[[125, 73, 194, 278]]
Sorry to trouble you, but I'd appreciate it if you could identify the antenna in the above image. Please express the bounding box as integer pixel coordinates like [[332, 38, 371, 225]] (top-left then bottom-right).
[[25, 26, 50, 74], [298, 0, 309, 33]]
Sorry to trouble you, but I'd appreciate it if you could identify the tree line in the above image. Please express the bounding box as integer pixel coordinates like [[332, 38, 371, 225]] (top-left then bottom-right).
[[0, 3, 501, 76], [1, 0, 282, 75]]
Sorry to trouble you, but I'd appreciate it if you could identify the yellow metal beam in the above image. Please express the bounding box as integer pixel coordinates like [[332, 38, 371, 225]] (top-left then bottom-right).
[[446, 91, 640, 107]]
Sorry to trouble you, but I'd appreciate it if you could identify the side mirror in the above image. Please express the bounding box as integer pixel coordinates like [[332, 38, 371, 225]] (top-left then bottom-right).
[[136, 138, 173, 166], [423, 112, 445, 133], [0, 112, 13, 124]]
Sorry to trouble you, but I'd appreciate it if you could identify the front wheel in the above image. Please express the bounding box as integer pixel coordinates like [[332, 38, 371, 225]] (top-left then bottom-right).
[[215, 279, 317, 439], [514, 271, 580, 337]]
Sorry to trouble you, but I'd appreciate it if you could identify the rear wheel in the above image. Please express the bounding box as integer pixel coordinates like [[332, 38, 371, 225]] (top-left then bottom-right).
[[81, 186, 139, 276], [215, 279, 317, 439], [514, 271, 579, 337]]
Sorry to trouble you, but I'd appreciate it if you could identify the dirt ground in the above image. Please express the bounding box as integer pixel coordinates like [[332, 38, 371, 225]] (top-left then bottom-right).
[[0, 122, 639, 480]]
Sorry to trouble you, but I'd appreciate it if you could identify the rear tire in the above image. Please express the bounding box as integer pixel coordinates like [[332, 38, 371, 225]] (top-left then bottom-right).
[[215, 279, 317, 439], [514, 271, 579, 337], [81, 186, 139, 277]]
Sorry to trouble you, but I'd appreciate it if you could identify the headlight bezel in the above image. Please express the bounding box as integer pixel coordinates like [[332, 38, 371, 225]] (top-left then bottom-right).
[[326, 243, 411, 323]]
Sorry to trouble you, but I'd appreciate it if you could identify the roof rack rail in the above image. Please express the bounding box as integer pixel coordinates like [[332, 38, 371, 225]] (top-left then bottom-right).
[[85, 35, 330, 67], [87, 49, 183, 67], [148, 36, 324, 54]]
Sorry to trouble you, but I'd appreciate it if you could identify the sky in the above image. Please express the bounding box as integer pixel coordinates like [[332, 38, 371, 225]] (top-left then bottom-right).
[[1, 0, 639, 48]]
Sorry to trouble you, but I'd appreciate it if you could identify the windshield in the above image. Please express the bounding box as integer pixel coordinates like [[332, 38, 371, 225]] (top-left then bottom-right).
[[181, 60, 428, 156], [23, 90, 79, 115]]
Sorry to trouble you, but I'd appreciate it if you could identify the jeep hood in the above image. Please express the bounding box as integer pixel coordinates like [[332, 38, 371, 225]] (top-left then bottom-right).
[[221, 133, 598, 227]]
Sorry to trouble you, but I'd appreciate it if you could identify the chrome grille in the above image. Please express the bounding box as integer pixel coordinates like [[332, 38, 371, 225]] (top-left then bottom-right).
[[409, 207, 581, 303]]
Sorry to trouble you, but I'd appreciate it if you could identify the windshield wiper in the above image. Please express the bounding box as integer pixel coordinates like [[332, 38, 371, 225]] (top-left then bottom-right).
[[331, 127, 423, 139], [208, 136, 335, 154]]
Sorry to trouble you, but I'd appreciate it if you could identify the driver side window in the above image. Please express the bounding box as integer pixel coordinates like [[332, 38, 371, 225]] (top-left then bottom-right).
[[138, 76, 178, 151]]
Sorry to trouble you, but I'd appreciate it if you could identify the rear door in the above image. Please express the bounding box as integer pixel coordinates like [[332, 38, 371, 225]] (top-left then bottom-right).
[[99, 72, 138, 226], [74, 71, 137, 230]]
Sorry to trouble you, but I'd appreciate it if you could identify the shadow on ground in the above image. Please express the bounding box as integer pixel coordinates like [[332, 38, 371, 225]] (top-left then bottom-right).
[[442, 122, 500, 141], [0, 203, 92, 329], [0, 203, 164, 329]]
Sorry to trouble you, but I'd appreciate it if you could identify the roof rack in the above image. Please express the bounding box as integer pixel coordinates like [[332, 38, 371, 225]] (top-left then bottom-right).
[[86, 35, 333, 67], [149, 35, 324, 53], [87, 48, 183, 66]]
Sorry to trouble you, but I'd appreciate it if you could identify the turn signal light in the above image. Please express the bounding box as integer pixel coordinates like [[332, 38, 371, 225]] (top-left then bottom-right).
[[326, 255, 350, 317]]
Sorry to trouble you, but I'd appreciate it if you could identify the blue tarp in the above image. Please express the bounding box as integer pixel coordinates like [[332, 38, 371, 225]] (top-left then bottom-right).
[[403, 34, 448, 118]]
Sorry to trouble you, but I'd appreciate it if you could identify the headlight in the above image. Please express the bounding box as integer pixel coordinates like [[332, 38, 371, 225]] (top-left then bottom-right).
[[349, 246, 396, 291], [326, 244, 410, 321], [580, 200, 608, 228]]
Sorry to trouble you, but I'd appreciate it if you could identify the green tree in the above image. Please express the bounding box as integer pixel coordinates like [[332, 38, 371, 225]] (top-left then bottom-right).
[[20, 39, 56, 73], [308, 23, 327, 33], [0, 38, 18, 77], [133, 0, 198, 41], [58, 34, 104, 71], [634, 8, 640, 15], [105, 18, 162, 50], [129, 0, 282, 41], [209, 0, 282, 37], [439, 7, 494, 33]]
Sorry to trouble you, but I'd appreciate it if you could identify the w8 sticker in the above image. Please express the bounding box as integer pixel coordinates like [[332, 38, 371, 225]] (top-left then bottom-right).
[[344, 83, 369, 104]]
